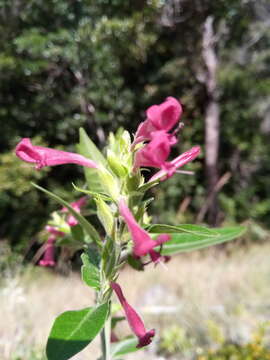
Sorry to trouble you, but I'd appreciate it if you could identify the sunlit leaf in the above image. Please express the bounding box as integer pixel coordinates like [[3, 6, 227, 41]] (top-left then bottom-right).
[[148, 223, 218, 236], [160, 226, 246, 255], [46, 303, 109, 360]]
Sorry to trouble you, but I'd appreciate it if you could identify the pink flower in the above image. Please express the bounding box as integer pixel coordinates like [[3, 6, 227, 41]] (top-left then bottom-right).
[[148, 249, 171, 265], [45, 225, 65, 237], [133, 119, 157, 145], [39, 235, 57, 267], [134, 131, 171, 170], [39, 226, 64, 267], [149, 145, 201, 182], [111, 282, 155, 348], [148, 234, 171, 265], [15, 138, 98, 170], [147, 96, 182, 132], [118, 199, 170, 257], [110, 332, 119, 343], [134, 97, 182, 144], [61, 196, 88, 227]]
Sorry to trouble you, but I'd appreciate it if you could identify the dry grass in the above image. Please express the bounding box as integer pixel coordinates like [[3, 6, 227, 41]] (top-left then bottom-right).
[[1, 243, 270, 359]]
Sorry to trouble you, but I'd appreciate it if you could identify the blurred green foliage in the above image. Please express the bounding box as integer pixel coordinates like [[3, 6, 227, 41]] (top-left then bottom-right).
[[0, 0, 270, 250], [159, 322, 270, 360], [199, 325, 270, 360]]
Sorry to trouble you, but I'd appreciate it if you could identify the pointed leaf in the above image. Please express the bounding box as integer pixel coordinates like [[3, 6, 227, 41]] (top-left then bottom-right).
[[111, 337, 139, 358], [95, 197, 114, 235], [79, 128, 107, 166], [32, 183, 101, 247], [46, 303, 109, 360], [81, 252, 100, 290], [78, 128, 107, 194], [73, 183, 112, 201], [160, 226, 246, 255], [71, 225, 84, 243], [111, 316, 125, 330], [148, 224, 218, 236], [102, 236, 118, 278]]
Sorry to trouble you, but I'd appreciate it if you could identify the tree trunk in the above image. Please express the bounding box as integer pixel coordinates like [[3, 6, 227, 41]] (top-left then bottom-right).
[[202, 16, 220, 226]]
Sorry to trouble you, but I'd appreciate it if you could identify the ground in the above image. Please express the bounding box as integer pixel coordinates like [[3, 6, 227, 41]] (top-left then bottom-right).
[[1, 242, 270, 359]]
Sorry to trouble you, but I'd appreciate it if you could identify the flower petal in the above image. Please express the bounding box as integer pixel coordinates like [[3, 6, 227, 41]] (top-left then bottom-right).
[[15, 138, 98, 169], [111, 282, 155, 348], [119, 200, 157, 256]]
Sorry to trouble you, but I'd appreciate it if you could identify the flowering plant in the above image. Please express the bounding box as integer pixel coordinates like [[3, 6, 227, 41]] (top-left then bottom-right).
[[15, 97, 244, 360]]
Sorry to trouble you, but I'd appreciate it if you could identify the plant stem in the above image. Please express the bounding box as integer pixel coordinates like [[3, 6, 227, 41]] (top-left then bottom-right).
[[101, 312, 111, 360]]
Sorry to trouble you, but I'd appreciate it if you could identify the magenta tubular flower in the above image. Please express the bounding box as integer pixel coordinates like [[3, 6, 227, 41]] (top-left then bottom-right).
[[134, 97, 182, 144], [134, 131, 171, 170], [45, 225, 65, 237], [39, 226, 65, 267], [147, 96, 182, 132], [119, 200, 170, 257], [149, 145, 201, 182], [148, 234, 171, 265], [149, 249, 171, 265], [15, 138, 98, 170], [61, 196, 88, 226], [133, 119, 157, 145], [39, 235, 57, 267], [111, 282, 155, 348]]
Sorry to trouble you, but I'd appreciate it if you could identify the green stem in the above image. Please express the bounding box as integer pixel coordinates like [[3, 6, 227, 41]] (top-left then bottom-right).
[[101, 312, 111, 360]]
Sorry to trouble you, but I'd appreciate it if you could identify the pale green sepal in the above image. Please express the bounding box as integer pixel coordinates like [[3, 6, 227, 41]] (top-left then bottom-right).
[[98, 167, 120, 200], [107, 149, 128, 178]]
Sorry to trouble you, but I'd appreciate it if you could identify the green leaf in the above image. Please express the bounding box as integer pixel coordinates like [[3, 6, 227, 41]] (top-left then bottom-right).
[[71, 225, 84, 243], [160, 226, 246, 255], [97, 168, 120, 200], [95, 196, 114, 235], [46, 303, 109, 360], [78, 128, 108, 194], [148, 224, 218, 236], [81, 251, 100, 290], [79, 128, 107, 166], [127, 254, 144, 271], [73, 183, 112, 201], [107, 149, 128, 177], [32, 183, 101, 246], [111, 337, 139, 358], [138, 176, 159, 192], [111, 316, 125, 330], [102, 236, 118, 279], [56, 235, 83, 248]]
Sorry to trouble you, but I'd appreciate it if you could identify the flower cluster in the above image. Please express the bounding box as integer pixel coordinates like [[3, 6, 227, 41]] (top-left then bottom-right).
[[39, 197, 87, 267], [15, 97, 200, 349], [133, 97, 200, 181], [39, 226, 64, 267]]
